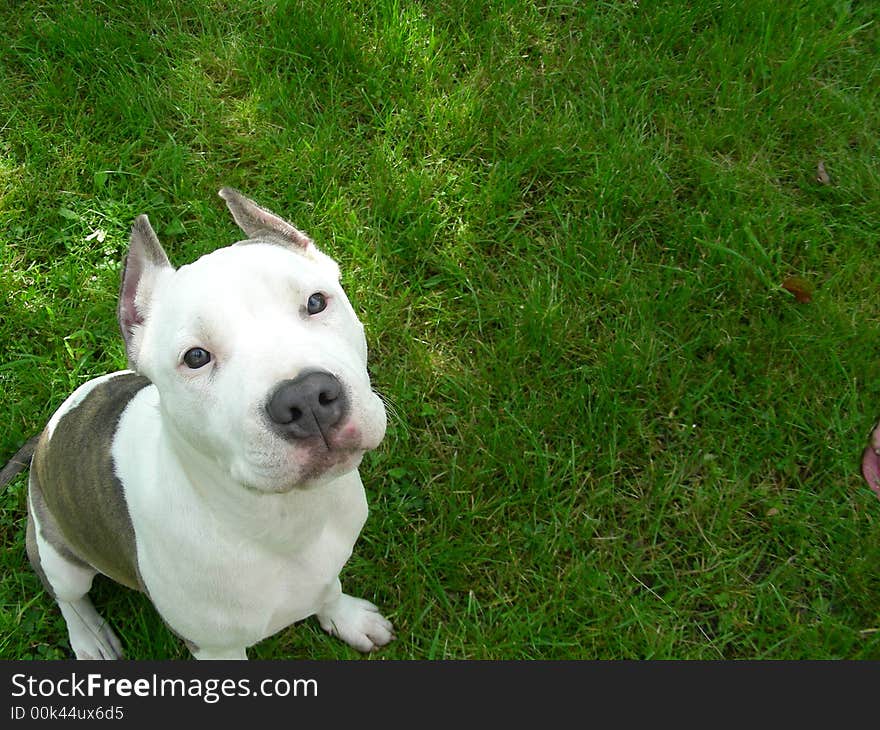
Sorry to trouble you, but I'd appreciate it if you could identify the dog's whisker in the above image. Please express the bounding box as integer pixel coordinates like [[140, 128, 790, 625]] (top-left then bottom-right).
[[374, 389, 407, 432]]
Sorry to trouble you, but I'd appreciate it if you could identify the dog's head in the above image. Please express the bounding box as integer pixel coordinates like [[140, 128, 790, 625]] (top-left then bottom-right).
[[117, 188, 386, 492]]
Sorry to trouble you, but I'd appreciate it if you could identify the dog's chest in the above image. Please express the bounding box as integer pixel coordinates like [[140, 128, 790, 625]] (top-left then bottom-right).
[[110, 382, 373, 651], [135, 491, 368, 649]]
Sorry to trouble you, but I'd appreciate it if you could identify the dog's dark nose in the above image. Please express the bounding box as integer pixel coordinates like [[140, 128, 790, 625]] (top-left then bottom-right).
[[266, 371, 348, 440]]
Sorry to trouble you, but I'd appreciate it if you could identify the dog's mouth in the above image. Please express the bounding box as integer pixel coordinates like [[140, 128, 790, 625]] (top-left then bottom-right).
[[235, 423, 372, 494], [298, 445, 365, 485]]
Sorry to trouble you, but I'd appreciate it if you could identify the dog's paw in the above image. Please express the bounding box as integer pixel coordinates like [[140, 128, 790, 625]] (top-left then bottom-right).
[[59, 598, 124, 660], [317, 594, 395, 653]]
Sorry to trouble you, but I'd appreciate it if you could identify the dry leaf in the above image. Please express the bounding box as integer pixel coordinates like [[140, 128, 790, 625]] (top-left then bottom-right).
[[781, 276, 813, 303], [816, 160, 831, 185]]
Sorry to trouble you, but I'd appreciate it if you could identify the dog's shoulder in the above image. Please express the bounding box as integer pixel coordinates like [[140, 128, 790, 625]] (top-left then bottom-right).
[[33, 370, 152, 590]]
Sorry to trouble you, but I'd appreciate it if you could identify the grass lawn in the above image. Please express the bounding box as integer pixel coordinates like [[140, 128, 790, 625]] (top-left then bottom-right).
[[1, 0, 879, 660]]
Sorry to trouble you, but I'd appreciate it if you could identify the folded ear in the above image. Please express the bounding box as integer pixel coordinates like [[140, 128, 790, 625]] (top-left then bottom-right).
[[117, 214, 173, 368], [219, 187, 312, 250]]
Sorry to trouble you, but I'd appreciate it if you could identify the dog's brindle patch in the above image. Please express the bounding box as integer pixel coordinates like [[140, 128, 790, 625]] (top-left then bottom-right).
[[32, 372, 150, 591], [26, 470, 91, 598]]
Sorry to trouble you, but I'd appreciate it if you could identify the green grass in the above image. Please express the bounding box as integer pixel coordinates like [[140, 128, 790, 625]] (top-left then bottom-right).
[[1, 0, 879, 659]]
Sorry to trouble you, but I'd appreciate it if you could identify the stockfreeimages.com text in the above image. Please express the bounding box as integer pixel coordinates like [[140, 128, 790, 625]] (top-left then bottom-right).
[[10, 672, 317, 705]]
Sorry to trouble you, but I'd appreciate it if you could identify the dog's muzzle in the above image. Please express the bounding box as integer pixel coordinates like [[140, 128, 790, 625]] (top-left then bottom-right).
[[265, 371, 349, 441]]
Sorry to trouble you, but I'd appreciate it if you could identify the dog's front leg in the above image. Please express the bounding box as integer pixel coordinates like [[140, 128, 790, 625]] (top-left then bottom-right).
[[316, 578, 395, 653]]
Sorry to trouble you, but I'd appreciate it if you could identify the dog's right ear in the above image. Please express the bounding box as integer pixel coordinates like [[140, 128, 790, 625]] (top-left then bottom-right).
[[118, 215, 173, 368], [219, 187, 313, 251]]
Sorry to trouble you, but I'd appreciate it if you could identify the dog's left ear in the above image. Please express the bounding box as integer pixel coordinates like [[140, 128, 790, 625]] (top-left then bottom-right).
[[219, 187, 313, 251], [118, 215, 173, 368]]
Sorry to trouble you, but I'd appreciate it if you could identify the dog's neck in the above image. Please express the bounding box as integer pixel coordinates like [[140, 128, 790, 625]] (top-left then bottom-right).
[[154, 414, 349, 550]]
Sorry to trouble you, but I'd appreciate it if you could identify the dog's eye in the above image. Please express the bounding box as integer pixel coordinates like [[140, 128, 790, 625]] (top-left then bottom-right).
[[307, 292, 327, 315], [183, 347, 212, 369]]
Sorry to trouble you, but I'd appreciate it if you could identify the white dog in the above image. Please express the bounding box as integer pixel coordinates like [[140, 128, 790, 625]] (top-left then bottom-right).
[[3, 188, 394, 659]]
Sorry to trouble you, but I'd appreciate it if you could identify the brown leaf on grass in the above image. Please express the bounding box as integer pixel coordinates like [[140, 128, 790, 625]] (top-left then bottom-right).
[[816, 160, 831, 185], [781, 276, 813, 303]]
